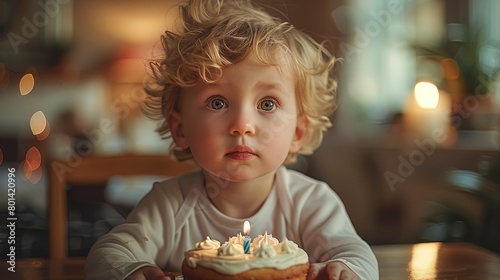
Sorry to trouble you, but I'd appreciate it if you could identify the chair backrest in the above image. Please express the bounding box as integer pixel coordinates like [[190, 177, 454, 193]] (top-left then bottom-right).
[[48, 154, 196, 260]]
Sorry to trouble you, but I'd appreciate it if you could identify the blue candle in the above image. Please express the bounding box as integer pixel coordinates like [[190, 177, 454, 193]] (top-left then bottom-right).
[[243, 221, 251, 254], [243, 235, 251, 254]]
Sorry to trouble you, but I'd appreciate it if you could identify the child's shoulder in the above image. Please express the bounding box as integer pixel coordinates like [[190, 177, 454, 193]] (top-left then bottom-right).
[[279, 167, 334, 196], [152, 168, 204, 196], [277, 167, 344, 213], [282, 167, 326, 187]]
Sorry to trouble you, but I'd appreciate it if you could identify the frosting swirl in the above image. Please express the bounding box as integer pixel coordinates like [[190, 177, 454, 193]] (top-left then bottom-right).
[[252, 232, 279, 248], [228, 233, 245, 245], [254, 243, 277, 258], [278, 238, 299, 254], [218, 242, 245, 256], [195, 236, 220, 250], [185, 234, 308, 275]]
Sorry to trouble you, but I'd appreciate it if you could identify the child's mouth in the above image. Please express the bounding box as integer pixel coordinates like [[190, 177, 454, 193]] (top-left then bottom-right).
[[225, 151, 256, 160]]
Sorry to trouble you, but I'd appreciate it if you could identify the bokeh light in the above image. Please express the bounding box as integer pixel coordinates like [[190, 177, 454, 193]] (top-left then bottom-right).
[[20, 146, 44, 184], [414, 82, 439, 109], [28, 165, 43, 185], [35, 121, 51, 141], [410, 242, 441, 279], [22, 160, 33, 181], [441, 58, 460, 80], [30, 111, 47, 136], [26, 146, 42, 170], [19, 73, 35, 96]]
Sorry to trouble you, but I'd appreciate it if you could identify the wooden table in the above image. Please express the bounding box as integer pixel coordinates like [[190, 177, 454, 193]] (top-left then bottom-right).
[[0, 257, 86, 280], [1, 242, 499, 279], [374, 242, 500, 279]]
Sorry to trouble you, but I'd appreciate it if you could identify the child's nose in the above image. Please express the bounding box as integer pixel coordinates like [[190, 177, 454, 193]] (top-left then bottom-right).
[[229, 110, 256, 136]]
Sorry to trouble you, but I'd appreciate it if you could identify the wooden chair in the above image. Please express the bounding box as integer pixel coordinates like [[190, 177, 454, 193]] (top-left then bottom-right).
[[48, 154, 196, 260]]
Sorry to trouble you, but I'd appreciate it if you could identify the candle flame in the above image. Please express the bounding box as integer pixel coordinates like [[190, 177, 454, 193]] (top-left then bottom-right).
[[414, 82, 439, 109], [243, 220, 251, 235]]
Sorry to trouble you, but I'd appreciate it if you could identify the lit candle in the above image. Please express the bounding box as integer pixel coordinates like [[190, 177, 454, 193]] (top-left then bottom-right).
[[243, 220, 251, 254]]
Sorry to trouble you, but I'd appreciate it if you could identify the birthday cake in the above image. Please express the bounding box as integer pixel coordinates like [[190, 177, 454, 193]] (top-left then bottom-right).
[[182, 233, 310, 280]]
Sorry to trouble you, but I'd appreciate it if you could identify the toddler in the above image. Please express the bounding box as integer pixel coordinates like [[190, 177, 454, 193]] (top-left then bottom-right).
[[85, 0, 378, 279]]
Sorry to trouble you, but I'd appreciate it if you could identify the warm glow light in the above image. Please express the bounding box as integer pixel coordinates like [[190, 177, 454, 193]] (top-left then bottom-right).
[[243, 221, 251, 235], [414, 82, 439, 109], [26, 146, 42, 170], [441, 58, 460, 80], [35, 122, 51, 141], [109, 58, 148, 83], [22, 160, 33, 180], [92, 5, 176, 45], [28, 166, 43, 185], [30, 111, 47, 136], [410, 243, 441, 279], [19, 73, 35, 95]]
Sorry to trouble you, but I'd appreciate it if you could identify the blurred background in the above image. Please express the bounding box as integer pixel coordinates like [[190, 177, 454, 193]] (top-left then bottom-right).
[[0, 0, 499, 258]]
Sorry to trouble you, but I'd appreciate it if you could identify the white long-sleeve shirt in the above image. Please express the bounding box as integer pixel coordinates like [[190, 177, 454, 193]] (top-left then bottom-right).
[[85, 166, 378, 279]]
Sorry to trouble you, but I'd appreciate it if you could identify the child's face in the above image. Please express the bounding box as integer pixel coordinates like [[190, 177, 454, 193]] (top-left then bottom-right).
[[170, 54, 306, 182]]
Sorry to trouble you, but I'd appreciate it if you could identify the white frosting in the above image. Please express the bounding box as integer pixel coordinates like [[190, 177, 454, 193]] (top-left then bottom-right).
[[218, 242, 245, 256], [278, 238, 299, 254], [195, 236, 221, 250], [252, 232, 279, 248], [228, 233, 245, 245], [254, 243, 277, 258], [185, 234, 309, 275]]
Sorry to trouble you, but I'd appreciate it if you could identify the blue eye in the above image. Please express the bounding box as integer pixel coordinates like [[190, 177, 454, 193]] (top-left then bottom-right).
[[206, 97, 227, 110], [258, 99, 277, 111]]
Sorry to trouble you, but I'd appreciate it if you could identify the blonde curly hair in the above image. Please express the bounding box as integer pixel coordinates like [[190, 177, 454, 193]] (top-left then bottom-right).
[[144, 0, 338, 164]]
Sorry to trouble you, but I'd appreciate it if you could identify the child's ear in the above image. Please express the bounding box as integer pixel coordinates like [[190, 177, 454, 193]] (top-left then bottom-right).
[[290, 116, 308, 153], [168, 110, 189, 149]]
